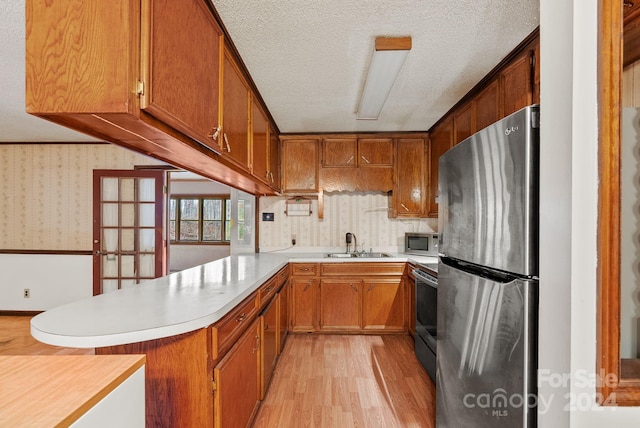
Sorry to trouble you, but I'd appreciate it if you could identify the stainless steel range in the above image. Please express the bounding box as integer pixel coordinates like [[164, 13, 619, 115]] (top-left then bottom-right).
[[414, 262, 438, 382]]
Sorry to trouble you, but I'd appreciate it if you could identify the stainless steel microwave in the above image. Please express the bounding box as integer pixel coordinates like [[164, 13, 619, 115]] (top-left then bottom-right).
[[405, 232, 439, 256]]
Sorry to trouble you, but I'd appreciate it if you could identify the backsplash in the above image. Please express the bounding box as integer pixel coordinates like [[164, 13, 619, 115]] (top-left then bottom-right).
[[259, 193, 437, 252]]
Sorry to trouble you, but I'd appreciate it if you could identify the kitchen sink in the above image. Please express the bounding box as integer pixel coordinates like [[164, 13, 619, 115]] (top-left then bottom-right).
[[325, 252, 391, 258]]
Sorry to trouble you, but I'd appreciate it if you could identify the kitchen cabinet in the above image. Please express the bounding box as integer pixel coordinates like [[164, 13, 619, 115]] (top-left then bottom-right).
[[289, 265, 318, 332], [319, 279, 362, 331], [221, 45, 251, 169], [213, 318, 261, 428], [406, 263, 417, 336], [252, 98, 270, 185], [25, 0, 277, 196], [277, 277, 289, 354], [453, 102, 474, 145], [390, 137, 428, 218], [428, 119, 453, 217], [362, 278, 405, 331], [281, 138, 320, 193], [474, 78, 501, 132], [322, 138, 357, 166], [268, 125, 281, 190], [501, 48, 534, 117], [260, 298, 278, 399], [358, 138, 393, 167]]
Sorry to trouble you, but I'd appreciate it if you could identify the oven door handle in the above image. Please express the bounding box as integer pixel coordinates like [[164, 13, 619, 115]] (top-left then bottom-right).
[[413, 269, 438, 288]]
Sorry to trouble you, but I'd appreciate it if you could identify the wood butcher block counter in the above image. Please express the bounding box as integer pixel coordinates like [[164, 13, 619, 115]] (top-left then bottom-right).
[[0, 355, 145, 427]]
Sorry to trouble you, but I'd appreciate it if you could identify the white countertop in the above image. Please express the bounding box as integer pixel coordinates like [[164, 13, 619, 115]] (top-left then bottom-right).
[[31, 252, 437, 348]]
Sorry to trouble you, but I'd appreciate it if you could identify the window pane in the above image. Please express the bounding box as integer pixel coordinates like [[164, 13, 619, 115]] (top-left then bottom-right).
[[204, 199, 222, 220], [225, 199, 231, 220], [169, 220, 176, 241], [180, 199, 199, 220], [180, 220, 199, 240], [169, 199, 176, 221], [203, 220, 222, 241], [238, 200, 245, 222], [225, 220, 231, 241]]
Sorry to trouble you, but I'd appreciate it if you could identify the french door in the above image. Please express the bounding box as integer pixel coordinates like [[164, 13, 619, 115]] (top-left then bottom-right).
[[93, 170, 166, 295]]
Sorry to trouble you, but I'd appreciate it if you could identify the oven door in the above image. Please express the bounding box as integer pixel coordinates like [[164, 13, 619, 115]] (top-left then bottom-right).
[[414, 268, 438, 381]]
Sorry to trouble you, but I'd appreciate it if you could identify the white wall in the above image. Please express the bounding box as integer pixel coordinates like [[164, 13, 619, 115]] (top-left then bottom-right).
[[541, 1, 640, 426], [0, 254, 92, 310]]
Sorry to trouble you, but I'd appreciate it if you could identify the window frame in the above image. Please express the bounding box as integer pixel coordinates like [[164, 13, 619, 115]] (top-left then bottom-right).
[[169, 194, 231, 245]]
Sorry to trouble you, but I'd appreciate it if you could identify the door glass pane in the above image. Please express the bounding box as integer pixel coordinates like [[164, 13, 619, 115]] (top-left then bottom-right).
[[139, 254, 155, 277], [139, 229, 155, 252], [101, 178, 119, 201], [121, 178, 135, 202], [139, 203, 155, 227], [139, 178, 156, 202], [102, 204, 119, 227], [121, 255, 135, 277], [102, 229, 118, 252], [102, 280, 118, 294], [102, 255, 118, 277], [121, 229, 135, 252], [121, 203, 135, 227]]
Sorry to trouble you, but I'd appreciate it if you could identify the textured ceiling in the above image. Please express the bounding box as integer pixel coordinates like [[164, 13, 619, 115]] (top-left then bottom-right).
[[0, 0, 539, 142]]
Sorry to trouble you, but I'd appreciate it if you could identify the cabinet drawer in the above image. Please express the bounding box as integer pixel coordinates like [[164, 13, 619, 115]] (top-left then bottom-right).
[[211, 293, 258, 360], [290, 263, 318, 276], [277, 266, 289, 286], [320, 262, 405, 277], [258, 277, 278, 309]]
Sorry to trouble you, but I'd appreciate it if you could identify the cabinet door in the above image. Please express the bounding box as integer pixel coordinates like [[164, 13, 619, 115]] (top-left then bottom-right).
[[393, 138, 427, 217], [277, 280, 289, 354], [268, 125, 281, 190], [428, 119, 452, 217], [141, 0, 222, 153], [362, 278, 405, 331], [323, 138, 357, 167], [453, 102, 474, 145], [214, 318, 260, 428], [260, 299, 278, 400], [290, 278, 317, 332], [357, 138, 393, 167], [221, 47, 250, 168], [252, 99, 269, 184], [319, 279, 361, 331], [500, 49, 534, 117], [474, 78, 501, 132], [281, 139, 319, 193]]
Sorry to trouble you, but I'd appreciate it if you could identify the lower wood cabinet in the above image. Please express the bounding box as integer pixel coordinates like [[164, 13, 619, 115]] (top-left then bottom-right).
[[362, 278, 405, 331], [319, 279, 361, 331], [213, 318, 261, 428], [277, 280, 289, 354], [290, 277, 318, 332], [260, 298, 278, 399]]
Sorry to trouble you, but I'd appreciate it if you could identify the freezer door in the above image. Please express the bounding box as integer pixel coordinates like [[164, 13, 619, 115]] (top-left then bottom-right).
[[436, 261, 537, 428], [438, 105, 539, 277]]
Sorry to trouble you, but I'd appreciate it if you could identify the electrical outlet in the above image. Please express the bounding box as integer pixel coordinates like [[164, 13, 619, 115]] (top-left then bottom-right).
[[23, 288, 30, 298], [291, 234, 296, 246]]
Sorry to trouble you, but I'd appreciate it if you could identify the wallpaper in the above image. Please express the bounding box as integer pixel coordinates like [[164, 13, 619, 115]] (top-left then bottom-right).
[[258, 193, 438, 252], [0, 144, 162, 251]]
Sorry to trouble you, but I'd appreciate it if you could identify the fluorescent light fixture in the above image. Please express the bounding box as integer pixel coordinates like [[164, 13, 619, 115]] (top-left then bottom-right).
[[357, 36, 412, 120]]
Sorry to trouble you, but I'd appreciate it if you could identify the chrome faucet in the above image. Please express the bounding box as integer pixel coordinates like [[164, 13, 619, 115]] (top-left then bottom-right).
[[346, 232, 357, 253]]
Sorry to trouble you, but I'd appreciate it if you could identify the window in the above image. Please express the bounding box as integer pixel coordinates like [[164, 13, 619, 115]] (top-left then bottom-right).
[[169, 195, 231, 244]]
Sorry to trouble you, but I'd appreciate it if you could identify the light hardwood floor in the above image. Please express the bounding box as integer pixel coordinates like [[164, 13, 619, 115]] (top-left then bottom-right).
[[254, 334, 436, 428], [0, 316, 435, 427]]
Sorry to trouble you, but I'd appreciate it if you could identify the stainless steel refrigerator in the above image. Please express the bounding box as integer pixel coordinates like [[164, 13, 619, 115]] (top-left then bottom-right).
[[437, 105, 539, 428]]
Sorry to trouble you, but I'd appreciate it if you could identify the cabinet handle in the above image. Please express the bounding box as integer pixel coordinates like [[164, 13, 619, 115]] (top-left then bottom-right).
[[361, 155, 370, 164], [236, 313, 247, 323], [367, 284, 375, 291], [303, 282, 312, 292], [209, 125, 221, 141], [264, 322, 269, 331], [269, 171, 274, 183], [346, 155, 354, 164], [266, 286, 274, 293], [350, 284, 358, 292], [252, 335, 260, 354], [400, 203, 410, 212], [223, 133, 231, 152], [299, 267, 310, 272]]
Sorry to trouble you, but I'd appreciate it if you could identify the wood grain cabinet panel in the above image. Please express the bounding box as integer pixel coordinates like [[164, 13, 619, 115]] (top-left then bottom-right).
[[289, 277, 318, 332], [357, 138, 393, 167], [281, 138, 320, 193], [453, 102, 474, 145], [323, 138, 357, 167], [214, 318, 261, 428], [362, 278, 405, 331], [428, 119, 453, 217], [268, 125, 281, 190], [474, 78, 501, 132], [391, 137, 428, 218], [260, 298, 278, 400], [252, 99, 270, 184], [277, 279, 289, 354], [500, 48, 534, 117], [319, 279, 362, 331], [221, 46, 251, 169]]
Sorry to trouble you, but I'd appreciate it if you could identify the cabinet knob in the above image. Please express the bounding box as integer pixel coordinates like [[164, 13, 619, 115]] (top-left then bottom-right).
[[400, 203, 410, 212], [252, 335, 260, 354], [223, 133, 231, 152], [209, 125, 221, 141], [350, 284, 358, 292], [361, 155, 370, 164], [236, 313, 247, 323], [346, 155, 354, 164]]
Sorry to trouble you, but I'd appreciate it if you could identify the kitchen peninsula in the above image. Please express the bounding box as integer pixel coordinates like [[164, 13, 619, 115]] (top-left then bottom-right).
[[31, 252, 435, 427]]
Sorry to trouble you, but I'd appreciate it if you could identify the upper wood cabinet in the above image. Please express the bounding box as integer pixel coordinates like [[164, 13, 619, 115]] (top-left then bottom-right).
[[501, 48, 534, 117], [140, 0, 223, 153], [268, 125, 281, 190], [358, 138, 393, 167], [323, 138, 357, 167], [474, 78, 501, 132], [252, 99, 269, 184], [25, 0, 278, 196], [281, 138, 320, 193], [453, 102, 474, 145], [221, 46, 251, 169], [390, 137, 428, 218], [428, 119, 453, 217]]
